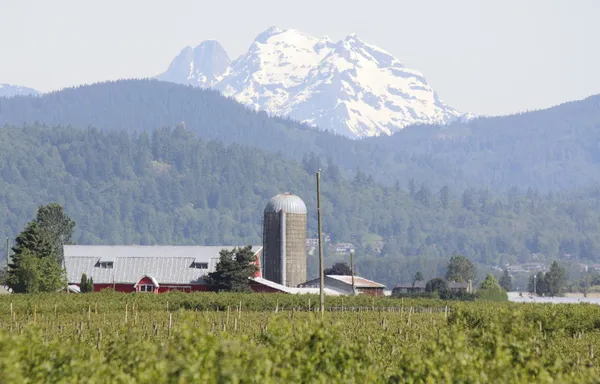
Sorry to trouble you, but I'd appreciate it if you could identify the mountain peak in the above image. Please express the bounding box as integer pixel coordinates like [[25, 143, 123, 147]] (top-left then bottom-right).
[[157, 39, 230, 88], [254, 26, 286, 42], [156, 27, 468, 138], [344, 32, 361, 42]]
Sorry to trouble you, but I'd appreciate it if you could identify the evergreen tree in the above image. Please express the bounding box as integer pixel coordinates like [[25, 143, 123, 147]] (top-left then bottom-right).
[[545, 261, 566, 297], [35, 203, 76, 263], [7, 248, 65, 293], [88, 277, 94, 293], [205, 246, 258, 292], [7, 220, 66, 293], [499, 269, 512, 292], [80, 273, 88, 292], [528, 271, 547, 295]]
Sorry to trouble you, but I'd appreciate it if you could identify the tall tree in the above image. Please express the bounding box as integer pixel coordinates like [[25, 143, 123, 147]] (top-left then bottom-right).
[[35, 203, 76, 263], [324, 262, 352, 276], [11, 221, 54, 262], [445, 255, 477, 283], [499, 269, 512, 292], [80, 273, 88, 292], [7, 221, 65, 293], [545, 261, 566, 297], [528, 271, 547, 295], [7, 248, 65, 293], [205, 246, 258, 292]]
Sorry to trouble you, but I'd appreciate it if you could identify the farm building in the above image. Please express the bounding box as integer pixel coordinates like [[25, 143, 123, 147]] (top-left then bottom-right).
[[298, 275, 387, 296], [262, 192, 307, 287], [63, 245, 279, 293], [392, 280, 472, 295]]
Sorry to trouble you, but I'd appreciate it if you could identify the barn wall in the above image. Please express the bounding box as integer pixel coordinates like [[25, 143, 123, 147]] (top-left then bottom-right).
[[86, 280, 285, 294]]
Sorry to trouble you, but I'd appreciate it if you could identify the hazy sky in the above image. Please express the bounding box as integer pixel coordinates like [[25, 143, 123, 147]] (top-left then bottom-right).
[[1, 0, 597, 116]]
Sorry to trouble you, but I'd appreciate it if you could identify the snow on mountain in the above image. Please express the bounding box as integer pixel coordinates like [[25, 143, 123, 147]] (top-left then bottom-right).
[[157, 27, 469, 138], [156, 40, 230, 88], [0, 83, 39, 97]]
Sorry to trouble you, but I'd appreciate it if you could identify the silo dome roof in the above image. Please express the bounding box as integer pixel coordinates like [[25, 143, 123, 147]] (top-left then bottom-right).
[[264, 192, 307, 214]]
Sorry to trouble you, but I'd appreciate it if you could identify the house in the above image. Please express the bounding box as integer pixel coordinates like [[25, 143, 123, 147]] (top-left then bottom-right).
[[392, 280, 472, 296], [447, 281, 471, 293], [64, 245, 265, 293], [392, 281, 427, 295], [298, 275, 387, 296]]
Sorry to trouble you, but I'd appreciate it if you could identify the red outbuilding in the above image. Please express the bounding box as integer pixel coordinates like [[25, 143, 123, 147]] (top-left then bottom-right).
[[64, 245, 265, 293]]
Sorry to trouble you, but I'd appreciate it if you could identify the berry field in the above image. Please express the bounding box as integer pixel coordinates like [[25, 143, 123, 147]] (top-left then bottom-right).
[[0, 291, 599, 383]]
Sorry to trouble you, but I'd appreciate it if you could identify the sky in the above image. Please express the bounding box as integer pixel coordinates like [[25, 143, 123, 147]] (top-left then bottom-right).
[[0, 0, 598, 116]]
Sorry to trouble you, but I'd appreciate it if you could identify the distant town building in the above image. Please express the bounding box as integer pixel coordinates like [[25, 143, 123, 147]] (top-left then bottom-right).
[[333, 243, 356, 254], [306, 234, 331, 247]]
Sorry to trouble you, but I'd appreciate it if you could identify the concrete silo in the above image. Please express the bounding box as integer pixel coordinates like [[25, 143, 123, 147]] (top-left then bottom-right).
[[262, 192, 307, 287]]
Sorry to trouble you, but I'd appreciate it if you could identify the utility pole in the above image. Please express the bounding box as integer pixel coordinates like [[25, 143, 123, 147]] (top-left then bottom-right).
[[316, 170, 325, 315], [5, 237, 9, 269], [350, 252, 355, 296]]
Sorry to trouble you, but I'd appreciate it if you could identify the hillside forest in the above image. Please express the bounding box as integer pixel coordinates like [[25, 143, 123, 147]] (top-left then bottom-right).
[[1, 123, 600, 287], [2, 80, 600, 191]]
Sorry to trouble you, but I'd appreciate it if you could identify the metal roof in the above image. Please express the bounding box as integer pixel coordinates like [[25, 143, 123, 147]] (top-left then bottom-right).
[[393, 281, 469, 289], [251, 277, 343, 295], [264, 192, 307, 215], [64, 245, 261, 285], [299, 275, 387, 289], [326, 275, 387, 288], [393, 281, 427, 289]]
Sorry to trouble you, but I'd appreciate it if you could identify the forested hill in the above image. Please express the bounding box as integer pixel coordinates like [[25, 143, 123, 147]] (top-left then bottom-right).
[[1, 80, 600, 191], [3, 124, 600, 286]]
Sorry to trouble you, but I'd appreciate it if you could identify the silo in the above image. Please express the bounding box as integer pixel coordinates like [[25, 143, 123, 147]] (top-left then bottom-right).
[[262, 192, 307, 287]]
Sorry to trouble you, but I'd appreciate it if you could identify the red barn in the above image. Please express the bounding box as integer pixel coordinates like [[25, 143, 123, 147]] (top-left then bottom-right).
[[64, 245, 264, 293]]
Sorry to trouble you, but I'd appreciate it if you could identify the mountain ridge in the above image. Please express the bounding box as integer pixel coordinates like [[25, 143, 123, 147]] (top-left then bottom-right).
[[156, 27, 468, 138], [1, 79, 600, 191], [0, 83, 39, 97]]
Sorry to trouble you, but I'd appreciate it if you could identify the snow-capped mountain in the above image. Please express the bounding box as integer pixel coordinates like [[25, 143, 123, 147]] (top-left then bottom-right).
[[157, 27, 468, 138], [156, 40, 231, 88], [0, 83, 39, 97]]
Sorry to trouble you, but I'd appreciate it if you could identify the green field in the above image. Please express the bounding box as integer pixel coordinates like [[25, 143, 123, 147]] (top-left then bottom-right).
[[1, 291, 600, 383]]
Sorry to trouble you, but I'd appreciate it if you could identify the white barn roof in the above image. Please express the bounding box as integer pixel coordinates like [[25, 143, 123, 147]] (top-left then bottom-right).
[[64, 245, 262, 285], [300, 275, 387, 289]]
